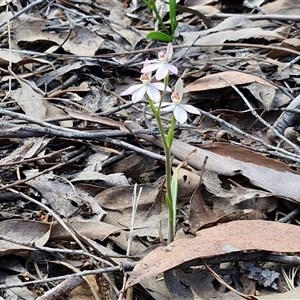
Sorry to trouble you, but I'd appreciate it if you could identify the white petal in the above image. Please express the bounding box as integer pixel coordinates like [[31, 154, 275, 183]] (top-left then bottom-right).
[[161, 104, 175, 112], [143, 59, 150, 68], [159, 102, 172, 107], [154, 102, 168, 108], [146, 85, 161, 102], [174, 78, 184, 100], [141, 63, 161, 73], [174, 105, 188, 124], [132, 86, 147, 103], [151, 82, 170, 92], [121, 84, 143, 96], [155, 65, 169, 80], [142, 58, 160, 63], [166, 43, 173, 62], [167, 64, 178, 75], [181, 104, 200, 115]]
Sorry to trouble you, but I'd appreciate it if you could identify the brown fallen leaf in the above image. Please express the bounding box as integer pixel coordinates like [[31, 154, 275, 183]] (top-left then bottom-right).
[[257, 285, 300, 300], [65, 108, 128, 131], [0, 220, 50, 257], [9, 79, 71, 126], [189, 184, 217, 232], [267, 38, 300, 58], [125, 122, 300, 203], [50, 220, 121, 242], [126, 220, 300, 287], [95, 178, 169, 238], [13, 18, 104, 56], [180, 28, 283, 53], [184, 70, 275, 93], [26, 179, 106, 220], [262, 0, 300, 14]]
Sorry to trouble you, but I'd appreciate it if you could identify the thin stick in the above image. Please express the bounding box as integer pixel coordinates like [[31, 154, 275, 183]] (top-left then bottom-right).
[[0, 234, 114, 266], [0, 0, 45, 29], [119, 184, 142, 299], [7, 188, 87, 250], [197, 109, 300, 161], [223, 78, 300, 153]]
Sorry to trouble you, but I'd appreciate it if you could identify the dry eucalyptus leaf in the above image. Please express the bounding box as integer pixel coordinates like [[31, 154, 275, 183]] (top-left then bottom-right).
[[13, 18, 104, 56], [0, 138, 36, 165], [184, 70, 275, 93], [176, 168, 200, 200], [50, 220, 121, 242], [0, 49, 23, 64], [10, 80, 47, 120], [23, 137, 50, 159], [26, 179, 106, 220], [202, 171, 273, 206], [189, 185, 217, 232], [262, 0, 300, 14], [5, 276, 36, 300], [95, 179, 168, 238], [244, 82, 276, 109], [35, 61, 96, 87], [72, 171, 129, 187], [109, 231, 147, 255], [267, 38, 300, 58], [198, 209, 265, 230], [10, 79, 69, 123], [244, 0, 264, 9], [104, 151, 158, 182], [180, 28, 283, 52], [0, 220, 50, 257], [109, 9, 144, 50], [126, 220, 300, 287], [257, 286, 300, 300], [125, 123, 300, 203]]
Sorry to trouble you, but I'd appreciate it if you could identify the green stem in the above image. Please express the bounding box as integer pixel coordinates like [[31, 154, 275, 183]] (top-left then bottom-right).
[[142, 0, 171, 36], [148, 99, 174, 243]]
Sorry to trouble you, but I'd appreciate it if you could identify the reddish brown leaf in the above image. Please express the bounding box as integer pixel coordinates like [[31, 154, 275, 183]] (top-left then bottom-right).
[[126, 220, 300, 287], [125, 122, 300, 203], [184, 70, 275, 93]]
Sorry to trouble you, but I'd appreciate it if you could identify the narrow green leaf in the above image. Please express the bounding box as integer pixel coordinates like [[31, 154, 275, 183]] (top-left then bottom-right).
[[169, 0, 177, 35], [171, 172, 178, 211], [149, 2, 171, 36], [170, 172, 178, 235], [146, 31, 173, 42], [165, 194, 172, 210], [167, 116, 177, 148]]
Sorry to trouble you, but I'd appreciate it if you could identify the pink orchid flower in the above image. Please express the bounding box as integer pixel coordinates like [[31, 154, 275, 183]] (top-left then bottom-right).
[[141, 43, 178, 81], [121, 61, 171, 103], [160, 78, 200, 124]]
